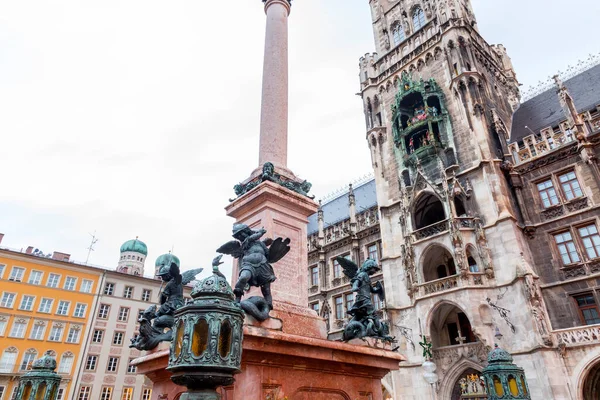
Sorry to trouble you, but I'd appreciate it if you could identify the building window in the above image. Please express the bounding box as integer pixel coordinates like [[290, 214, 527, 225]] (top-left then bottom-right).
[[20, 351, 37, 371], [142, 389, 152, 400], [537, 179, 559, 208], [80, 279, 93, 293], [335, 296, 344, 320], [74, 303, 87, 318], [579, 224, 600, 260], [8, 267, 24, 282], [121, 387, 133, 400], [0, 387, 4, 400], [127, 359, 136, 373], [56, 301, 70, 315], [345, 293, 354, 311], [38, 298, 53, 313], [0, 319, 5, 336], [47, 273, 60, 288], [78, 387, 91, 400], [28, 270, 43, 285], [137, 309, 145, 321], [19, 295, 35, 311], [57, 388, 65, 400], [142, 289, 152, 302], [58, 353, 74, 374], [559, 171, 583, 201], [29, 323, 45, 340], [333, 259, 341, 279], [0, 349, 17, 373], [107, 357, 119, 372], [554, 231, 581, 265], [118, 307, 130, 322], [64, 277, 77, 291], [92, 329, 104, 343], [0, 293, 15, 308], [48, 326, 64, 342], [310, 266, 319, 286], [310, 302, 319, 314], [100, 387, 113, 400], [98, 304, 110, 319], [85, 355, 97, 371], [113, 331, 124, 346], [0, 264, 4, 279], [10, 321, 27, 338], [104, 283, 115, 296], [368, 243, 379, 262], [66, 326, 81, 343], [123, 286, 133, 299], [373, 293, 384, 310], [575, 294, 600, 325], [413, 7, 426, 31], [392, 23, 405, 45]]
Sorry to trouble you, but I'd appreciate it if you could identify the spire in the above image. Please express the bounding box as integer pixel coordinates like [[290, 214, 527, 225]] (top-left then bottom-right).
[[553, 74, 587, 140], [317, 200, 324, 239]]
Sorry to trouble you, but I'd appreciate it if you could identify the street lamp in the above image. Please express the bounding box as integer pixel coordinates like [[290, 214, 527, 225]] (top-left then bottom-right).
[[14, 351, 62, 400], [167, 263, 245, 400], [422, 360, 438, 400]]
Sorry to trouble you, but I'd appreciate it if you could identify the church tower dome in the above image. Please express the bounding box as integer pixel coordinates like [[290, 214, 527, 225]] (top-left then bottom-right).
[[154, 252, 180, 278], [117, 237, 147, 276]]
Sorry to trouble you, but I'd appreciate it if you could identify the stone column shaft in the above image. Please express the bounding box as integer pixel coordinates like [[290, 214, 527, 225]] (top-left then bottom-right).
[[259, 0, 291, 169]]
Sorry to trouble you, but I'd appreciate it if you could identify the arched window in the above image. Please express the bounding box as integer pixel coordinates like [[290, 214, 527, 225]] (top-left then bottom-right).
[[392, 23, 406, 45], [0, 347, 18, 373], [20, 349, 37, 371], [413, 7, 426, 31], [58, 352, 74, 374]]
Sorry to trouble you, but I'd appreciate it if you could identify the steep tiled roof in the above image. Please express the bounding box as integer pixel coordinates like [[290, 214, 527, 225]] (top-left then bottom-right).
[[510, 64, 600, 143], [307, 179, 377, 235]]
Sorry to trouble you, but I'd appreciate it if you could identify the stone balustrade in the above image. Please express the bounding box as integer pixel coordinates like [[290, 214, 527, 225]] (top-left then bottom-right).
[[416, 272, 488, 297], [554, 323, 600, 346], [412, 219, 449, 241]]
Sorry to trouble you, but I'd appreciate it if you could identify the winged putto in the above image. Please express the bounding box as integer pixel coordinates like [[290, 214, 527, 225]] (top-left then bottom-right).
[[336, 257, 393, 342], [129, 255, 204, 351], [217, 223, 290, 321]]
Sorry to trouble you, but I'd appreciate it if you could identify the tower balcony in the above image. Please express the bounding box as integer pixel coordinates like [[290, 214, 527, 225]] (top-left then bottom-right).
[[553, 323, 600, 348], [415, 272, 489, 298], [412, 217, 476, 243]]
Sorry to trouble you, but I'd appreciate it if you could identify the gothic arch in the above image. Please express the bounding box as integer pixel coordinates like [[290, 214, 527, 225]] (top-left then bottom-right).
[[573, 351, 600, 399], [419, 242, 456, 283], [438, 359, 486, 400], [426, 300, 477, 347], [465, 244, 480, 273], [411, 191, 446, 230]]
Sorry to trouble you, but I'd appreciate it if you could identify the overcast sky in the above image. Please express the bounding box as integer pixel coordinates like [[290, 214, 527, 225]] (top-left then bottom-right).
[[1, 0, 598, 280]]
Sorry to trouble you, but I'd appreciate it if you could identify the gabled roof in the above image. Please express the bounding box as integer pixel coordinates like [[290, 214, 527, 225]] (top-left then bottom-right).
[[307, 179, 377, 235], [510, 64, 600, 143]]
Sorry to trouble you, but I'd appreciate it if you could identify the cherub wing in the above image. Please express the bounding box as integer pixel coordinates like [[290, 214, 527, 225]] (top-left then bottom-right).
[[217, 240, 243, 258], [336, 257, 358, 279], [181, 268, 204, 285], [267, 237, 291, 263], [170, 262, 182, 285]]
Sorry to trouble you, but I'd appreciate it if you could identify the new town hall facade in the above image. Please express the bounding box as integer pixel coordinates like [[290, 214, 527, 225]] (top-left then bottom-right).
[[308, 1, 600, 399]]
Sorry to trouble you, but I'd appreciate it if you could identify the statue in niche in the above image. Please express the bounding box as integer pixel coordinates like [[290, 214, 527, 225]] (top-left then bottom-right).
[[336, 257, 394, 342], [130, 257, 204, 351], [217, 223, 290, 321]]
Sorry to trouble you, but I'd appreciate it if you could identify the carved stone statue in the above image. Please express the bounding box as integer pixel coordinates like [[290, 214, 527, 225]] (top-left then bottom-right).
[[336, 257, 393, 342], [217, 223, 290, 321], [130, 257, 203, 351], [231, 162, 314, 200]]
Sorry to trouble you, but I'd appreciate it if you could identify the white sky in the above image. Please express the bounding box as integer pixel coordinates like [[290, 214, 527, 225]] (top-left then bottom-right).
[[1, 0, 598, 280]]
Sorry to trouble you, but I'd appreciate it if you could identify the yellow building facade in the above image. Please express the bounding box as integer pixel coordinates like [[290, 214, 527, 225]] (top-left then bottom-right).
[[0, 249, 103, 400]]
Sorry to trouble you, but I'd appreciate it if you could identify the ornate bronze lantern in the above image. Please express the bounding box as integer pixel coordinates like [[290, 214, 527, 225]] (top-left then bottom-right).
[[482, 344, 531, 400], [14, 351, 62, 400], [168, 263, 244, 400]]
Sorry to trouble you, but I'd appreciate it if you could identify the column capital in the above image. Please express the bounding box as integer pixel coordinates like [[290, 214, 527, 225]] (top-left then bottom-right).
[[263, 0, 291, 14]]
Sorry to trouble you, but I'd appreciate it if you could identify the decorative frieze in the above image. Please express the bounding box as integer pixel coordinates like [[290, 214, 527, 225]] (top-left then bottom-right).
[[433, 342, 489, 385], [554, 324, 600, 346]]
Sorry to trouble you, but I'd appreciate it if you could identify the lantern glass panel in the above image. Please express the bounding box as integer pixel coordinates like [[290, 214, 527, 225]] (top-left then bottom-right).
[[48, 385, 57, 400], [174, 319, 184, 358], [493, 376, 504, 396], [520, 375, 528, 395], [23, 383, 32, 399], [218, 319, 233, 358], [508, 375, 519, 396], [192, 319, 210, 357], [35, 382, 47, 400]]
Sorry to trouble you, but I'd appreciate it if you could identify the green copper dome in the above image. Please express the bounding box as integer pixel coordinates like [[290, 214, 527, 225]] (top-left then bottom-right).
[[156, 253, 180, 268], [120, 238, 148, 256]]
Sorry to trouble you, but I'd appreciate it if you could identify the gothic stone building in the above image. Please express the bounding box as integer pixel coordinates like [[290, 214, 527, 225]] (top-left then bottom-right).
[[306, 179, 386, 341], [332, 0, 600, 399]]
